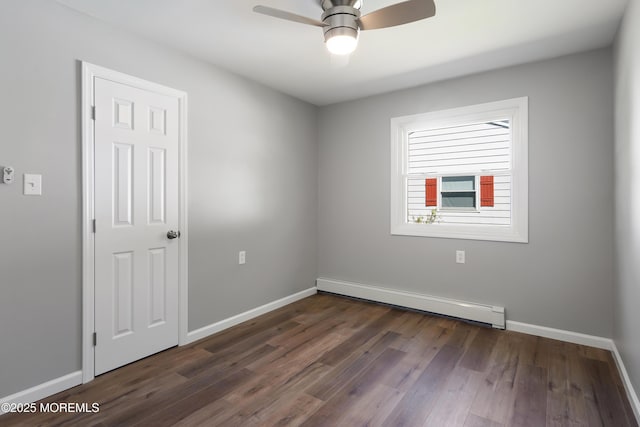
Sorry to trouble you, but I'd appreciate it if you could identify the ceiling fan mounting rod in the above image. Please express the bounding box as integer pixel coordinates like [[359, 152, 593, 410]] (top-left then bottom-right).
[[320, 0, 362, 11]]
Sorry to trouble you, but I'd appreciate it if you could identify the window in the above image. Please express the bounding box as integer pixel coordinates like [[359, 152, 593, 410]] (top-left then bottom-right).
[[390, 97, 528, 242], [441, 176, 476, 209]]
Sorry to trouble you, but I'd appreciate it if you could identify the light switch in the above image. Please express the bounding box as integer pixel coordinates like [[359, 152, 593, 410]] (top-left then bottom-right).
[[239, 251, 246, 265], [24, 174, 42, 196], [456, 250, 465, 264]]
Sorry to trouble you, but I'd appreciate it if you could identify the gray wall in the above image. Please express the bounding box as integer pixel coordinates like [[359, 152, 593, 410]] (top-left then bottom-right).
[[614, 0, 640, 403], [318, 49, 615, 337], [0, 0, 317, 398]]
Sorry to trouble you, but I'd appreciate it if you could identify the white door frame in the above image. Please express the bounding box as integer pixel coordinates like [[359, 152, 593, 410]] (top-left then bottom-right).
[[81, 62, 189, 383]]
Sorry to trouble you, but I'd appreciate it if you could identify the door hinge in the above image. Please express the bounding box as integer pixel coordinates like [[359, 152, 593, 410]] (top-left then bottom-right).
[[91, 106, 96, 120], [92, 332, 97, 346], [92, 219, 96, 233]]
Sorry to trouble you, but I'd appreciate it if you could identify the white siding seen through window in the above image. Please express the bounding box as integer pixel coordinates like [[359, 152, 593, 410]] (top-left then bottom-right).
[[407, 121, 512, 226]]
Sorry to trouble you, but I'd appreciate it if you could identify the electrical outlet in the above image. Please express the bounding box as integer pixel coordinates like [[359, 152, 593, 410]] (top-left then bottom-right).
[[2, 166, 14, 184], [239, 251, 246, 265], [456, 250, 465, 264]]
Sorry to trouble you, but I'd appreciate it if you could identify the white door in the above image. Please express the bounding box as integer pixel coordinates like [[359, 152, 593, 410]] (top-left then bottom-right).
[[93, 77, 180, 375]]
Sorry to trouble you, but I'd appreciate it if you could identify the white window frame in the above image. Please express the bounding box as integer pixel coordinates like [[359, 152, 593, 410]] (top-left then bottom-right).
[[390, 97, 528, 243]]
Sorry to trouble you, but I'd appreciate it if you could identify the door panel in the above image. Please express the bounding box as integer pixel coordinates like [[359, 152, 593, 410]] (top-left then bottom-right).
[[113, 251, 134, 337], [113, 143, 133, 226], [148, 247, 167, 327], [148, 147, 166, 224], [94, 77, 179, 375]]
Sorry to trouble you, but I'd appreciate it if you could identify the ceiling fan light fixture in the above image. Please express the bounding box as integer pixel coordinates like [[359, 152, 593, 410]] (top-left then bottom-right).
[[324, 27, 359, 55], [254, 0, 436, 56]]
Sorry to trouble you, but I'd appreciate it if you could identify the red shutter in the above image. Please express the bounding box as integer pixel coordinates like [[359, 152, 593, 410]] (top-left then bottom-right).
[[480, 175, 494, 207], [425, 178, 437, 207]]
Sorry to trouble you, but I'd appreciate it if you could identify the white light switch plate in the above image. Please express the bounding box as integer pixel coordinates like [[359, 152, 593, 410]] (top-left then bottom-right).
[[24, 174, 42, 196], [456, 250, 465, 264]]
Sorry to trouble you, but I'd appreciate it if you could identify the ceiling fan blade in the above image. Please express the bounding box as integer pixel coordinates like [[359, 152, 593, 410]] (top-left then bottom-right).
[[358, 0, 436, 30], [253, 5, 327, 27]]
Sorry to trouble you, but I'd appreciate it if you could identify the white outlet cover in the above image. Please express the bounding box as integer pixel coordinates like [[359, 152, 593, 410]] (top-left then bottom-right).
[[24, 174, 42, 195], [2, 166, 15, 184]]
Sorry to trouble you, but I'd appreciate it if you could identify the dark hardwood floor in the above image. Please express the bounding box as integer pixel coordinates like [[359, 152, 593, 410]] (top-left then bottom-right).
[[3, 293, 637, 426]]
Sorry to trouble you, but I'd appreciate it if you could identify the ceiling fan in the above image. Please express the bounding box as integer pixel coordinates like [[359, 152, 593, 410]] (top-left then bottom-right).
[[253, 0, 436, 55]]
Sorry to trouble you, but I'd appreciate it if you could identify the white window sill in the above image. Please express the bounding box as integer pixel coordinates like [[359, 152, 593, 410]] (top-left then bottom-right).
[[391, 223, 528, 243]]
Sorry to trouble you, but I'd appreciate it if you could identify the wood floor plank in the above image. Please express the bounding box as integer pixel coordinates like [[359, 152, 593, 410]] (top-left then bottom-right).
[[568, 345, 612, 426], [249, 331, 346, 375], [314, 308, 402, 366], [619, 383, 640, 427], [300, 347, 407, 426], [306, 330, 401, 401], [382, 343, 465, 426], [129, 368, 256, 426], [177, 343, 277, 379], [201, 320, 299, 358], [384, 325, 453, 392], [424, 367, 485, 426], [508, 364, 548, 427], [336, 384, 404, 427], [464, 413, 504, 427], [313, 299, 391, 338], [544, 338, 603, 427], [530, 335, 553, 368], [513, 332, 542, 368], [291, 295, 366, 328], [259, 393, 324, 427], [226, 332, 345, 404], [386, 310, 429, 336], [194, 309, 300, 351], [219, 362, 331, 425], [545, 339, 577, 427], [587, 358, 636, 426], [469, 332, 521, 424], [172, 398, 234, 427], [2, 294, 636, 427], [578, 343, 614, 363], [460, 327, 500, 372], [266, 315, 344, 348]]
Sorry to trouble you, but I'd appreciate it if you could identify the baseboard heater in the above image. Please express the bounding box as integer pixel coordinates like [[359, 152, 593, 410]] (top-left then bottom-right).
[[316, 278, 505, 329]]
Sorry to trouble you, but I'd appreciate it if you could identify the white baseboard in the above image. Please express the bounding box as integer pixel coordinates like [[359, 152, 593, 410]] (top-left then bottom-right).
[[0, 371, 83, 415], [184, 287, 317, 344], [316, 277, 505, 329], [505, 320, 613, 350], [611, 342, 640, 424]]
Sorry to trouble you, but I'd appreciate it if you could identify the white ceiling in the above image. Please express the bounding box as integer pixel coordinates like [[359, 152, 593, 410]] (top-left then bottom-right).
[[58, 0, 628, 106]]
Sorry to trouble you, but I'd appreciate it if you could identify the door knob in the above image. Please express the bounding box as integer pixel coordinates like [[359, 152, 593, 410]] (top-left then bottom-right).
[[167, 230, 180, 240]]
